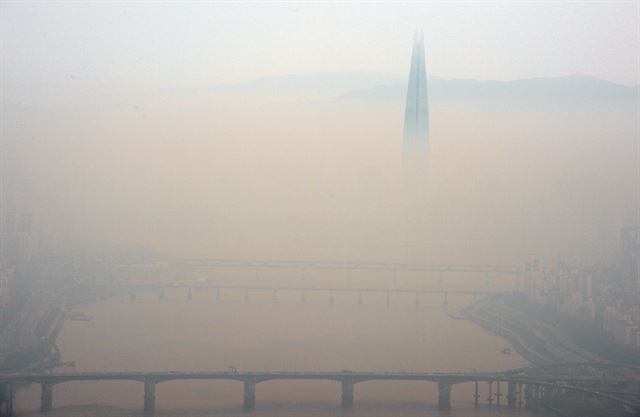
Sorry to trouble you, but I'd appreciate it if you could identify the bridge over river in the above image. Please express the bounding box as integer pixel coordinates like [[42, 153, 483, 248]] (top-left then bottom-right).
[[120, 283, 511, 309], [158, 258, 526, 274], [1, 363, 638, 416], [108, 258, 531, 288], [104, 258, 534, 307]]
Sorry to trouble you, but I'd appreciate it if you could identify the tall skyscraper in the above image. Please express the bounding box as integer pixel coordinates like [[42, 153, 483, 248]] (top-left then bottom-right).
[[403, 30, 429, 155]]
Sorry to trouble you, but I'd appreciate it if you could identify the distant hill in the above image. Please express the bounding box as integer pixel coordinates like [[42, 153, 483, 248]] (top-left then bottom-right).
[[154, 72, 406, 102], [221, 72, 405, 95], [4, 72, 636, 110], [183, 72, 638, 107], [333, 75, 638, 105]]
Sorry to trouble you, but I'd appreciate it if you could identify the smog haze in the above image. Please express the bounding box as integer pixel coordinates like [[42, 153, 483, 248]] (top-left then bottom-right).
[[1, 2, 639, 417]]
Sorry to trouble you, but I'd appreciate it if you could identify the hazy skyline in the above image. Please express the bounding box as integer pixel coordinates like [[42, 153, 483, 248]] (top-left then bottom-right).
[[0, 1, 637, 264], [1, 4, 639, 416], [1, 1, 638, 106]]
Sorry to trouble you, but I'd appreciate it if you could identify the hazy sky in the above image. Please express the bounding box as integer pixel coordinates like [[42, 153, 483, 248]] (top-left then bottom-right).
[[1, 1, 638, 103]]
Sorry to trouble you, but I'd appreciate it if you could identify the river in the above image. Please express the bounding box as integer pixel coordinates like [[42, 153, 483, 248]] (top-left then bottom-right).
[[13, 270, 552, 416]]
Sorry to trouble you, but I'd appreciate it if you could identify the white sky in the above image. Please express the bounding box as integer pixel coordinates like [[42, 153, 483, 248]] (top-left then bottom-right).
[[1, 1, 638, 101]]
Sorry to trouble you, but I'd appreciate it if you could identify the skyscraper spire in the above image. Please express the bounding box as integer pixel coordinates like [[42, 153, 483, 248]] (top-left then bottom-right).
[[403, 30, 429, 156]]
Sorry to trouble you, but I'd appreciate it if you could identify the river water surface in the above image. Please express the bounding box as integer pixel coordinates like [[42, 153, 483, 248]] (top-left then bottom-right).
[[14, 272, 552, 416]]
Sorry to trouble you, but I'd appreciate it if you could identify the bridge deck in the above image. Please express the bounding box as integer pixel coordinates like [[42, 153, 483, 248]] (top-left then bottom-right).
[[3, 368, 637, 413], [121, 284, 511, 294], [0, 370, 629, 384], [142, 258, 525, 274]]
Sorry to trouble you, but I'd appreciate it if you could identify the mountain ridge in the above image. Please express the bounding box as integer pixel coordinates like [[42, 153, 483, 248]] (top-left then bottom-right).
[[156, 72, 638, 105]]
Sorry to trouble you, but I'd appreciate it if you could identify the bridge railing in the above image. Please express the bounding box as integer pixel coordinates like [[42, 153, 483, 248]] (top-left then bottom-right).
[[1, 366, 637, 416]]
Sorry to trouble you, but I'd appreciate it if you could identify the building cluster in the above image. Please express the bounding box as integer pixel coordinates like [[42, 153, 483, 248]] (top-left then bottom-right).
[[0, 208, 35, 309], [606, 226, 640, 349], [531, 267, 595, 318], [527, 226, 640, 352]]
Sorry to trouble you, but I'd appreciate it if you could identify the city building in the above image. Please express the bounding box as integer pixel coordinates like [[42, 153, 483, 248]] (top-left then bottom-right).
[[620, 226, 640, 295], [403, 30, 429, 157], [0, 207, 34, 308]]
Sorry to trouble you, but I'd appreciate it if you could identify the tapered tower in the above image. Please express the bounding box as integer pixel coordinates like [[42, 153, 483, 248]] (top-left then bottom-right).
[[403, 30, 429, 155]]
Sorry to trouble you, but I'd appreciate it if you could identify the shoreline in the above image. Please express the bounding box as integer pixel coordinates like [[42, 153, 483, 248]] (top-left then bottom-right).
[[0, 283, 122, 374], [3, 287, 639, 416], [456, 292, 640, 367], [455, 293, 640, 417]]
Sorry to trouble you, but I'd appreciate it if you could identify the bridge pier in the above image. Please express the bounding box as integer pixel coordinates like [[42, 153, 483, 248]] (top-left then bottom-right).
[[4, 383, 14, 417], [300, 290, 305, 303], [437, 381, 451, 412], [507, 381, 516, 408], [534, 384, 541, 410], [244, 288, 249, 303], [495, 381, 501, 406], [215, 287, 220, 302], [414, 291, 420, 307], [144, 380, 156, 415], [543, 385, 552, 403], [7, 391, 13, 417], [272, 289, 278, 304], [329, 290, 335, 305], [158, 289, 165, 302], [486, 381, 493, 407], [443, 292, 448, 312], [538, 385, 543, 407], [524, 384, 532, 409], [517, 383, 523, 408], [539, 385, 549, 410], [473, 381, 479, 407], [341, 380, 354, 408], [243, 380, 256, 412], [40, 383, 53, 413], [187, 288, 193, 301], [358, 291, 363, 305], [385, 291, 390, 308], [531, 384, 537, 409], [129, 290, 136, 302]]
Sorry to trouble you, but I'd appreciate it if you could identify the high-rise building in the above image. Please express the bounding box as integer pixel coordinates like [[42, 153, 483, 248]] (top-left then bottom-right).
[[0, 271, 8, 309], [620, 226, 640, 295], [403, 30, 429, 156], [1, 208, 32, 272]]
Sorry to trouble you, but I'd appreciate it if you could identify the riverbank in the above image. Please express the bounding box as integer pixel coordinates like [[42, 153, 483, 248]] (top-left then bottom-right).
[[455, 292, 640, 366], [455, 292, 640, 417], [0, 282, 120, 374], [0, 285, 65, 373]]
